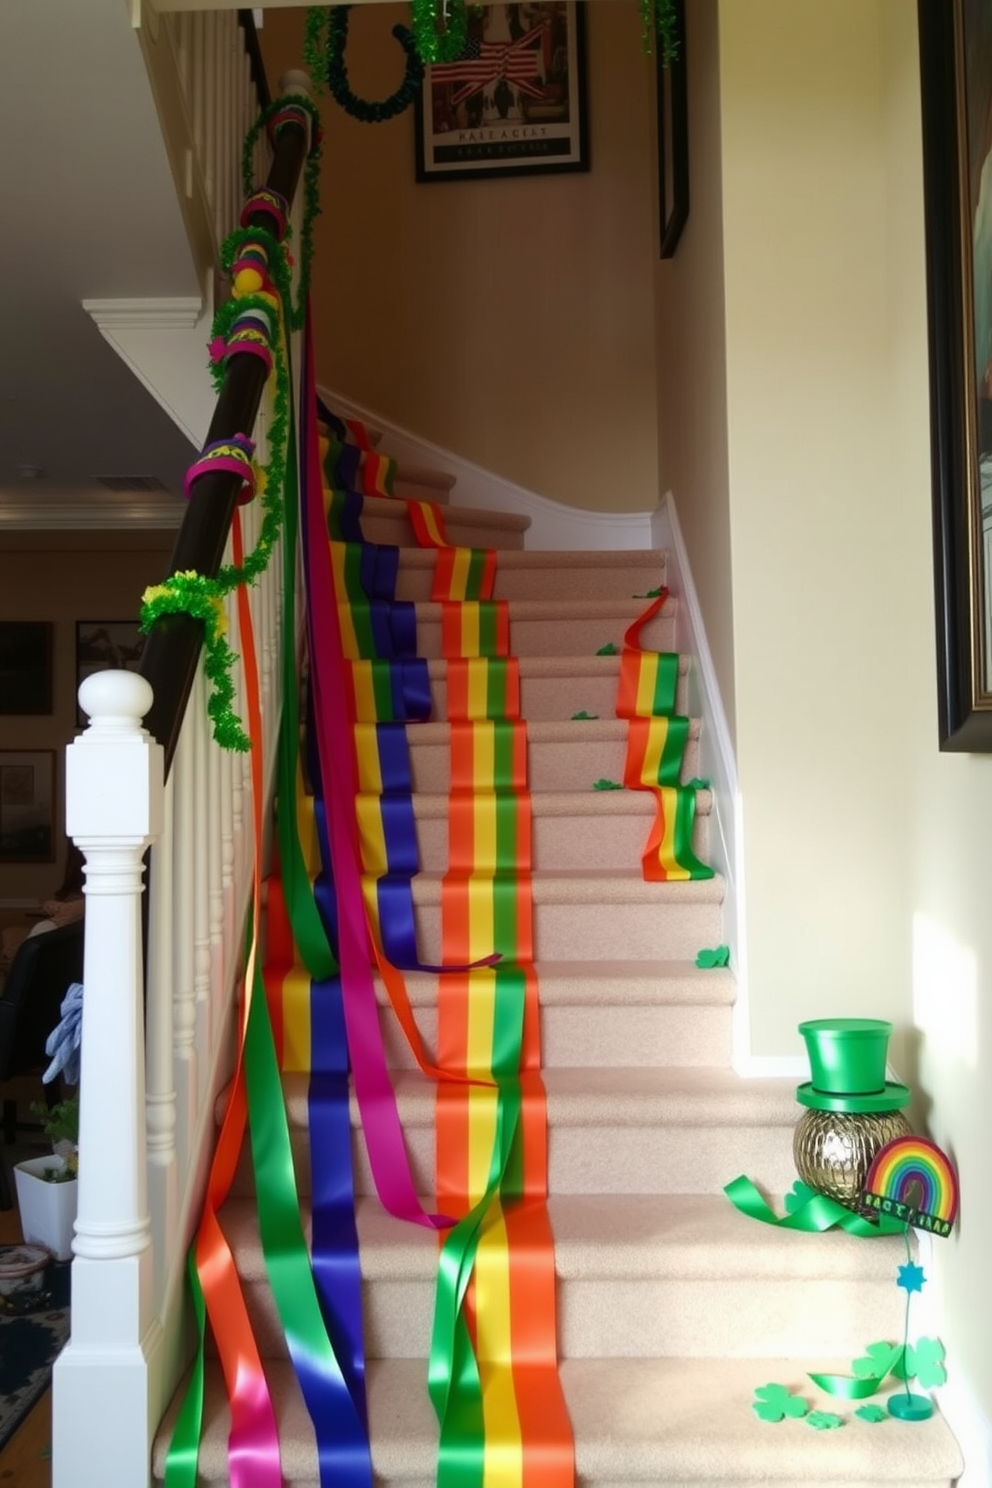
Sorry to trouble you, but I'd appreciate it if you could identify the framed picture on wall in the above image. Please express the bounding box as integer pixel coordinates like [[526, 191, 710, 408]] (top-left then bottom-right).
[[919, 0, 992, 748], [414, 2, 589, 182], [0, 621, 53, 715], [75, 620, 147, 726], [657, 0, 689, 258], [0, 750, 55, 863]]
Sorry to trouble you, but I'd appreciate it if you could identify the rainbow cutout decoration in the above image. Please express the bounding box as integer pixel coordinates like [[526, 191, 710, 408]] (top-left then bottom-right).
[[861, 1136, 959, 1237]]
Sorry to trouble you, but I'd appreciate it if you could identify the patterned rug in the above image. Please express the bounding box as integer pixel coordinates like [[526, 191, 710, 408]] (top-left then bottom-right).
[[0, 1257, 69, 1451]]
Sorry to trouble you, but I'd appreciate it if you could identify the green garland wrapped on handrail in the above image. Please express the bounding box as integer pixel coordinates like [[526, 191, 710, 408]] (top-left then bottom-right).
[[141, 95, 322, 752]]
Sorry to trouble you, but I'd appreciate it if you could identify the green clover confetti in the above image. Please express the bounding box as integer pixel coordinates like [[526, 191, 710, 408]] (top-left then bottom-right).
[[752, 1384, 808, 1423], [571, 711, 599, 720], [855, 1405, 888, 1424], [632, 586, 665, 598], [595, 642, 619, 656], [695, 945, 730, 968], [592, 779, 624, 792], [686, 777, 711, 791], [807, 1411, 844, 1431]]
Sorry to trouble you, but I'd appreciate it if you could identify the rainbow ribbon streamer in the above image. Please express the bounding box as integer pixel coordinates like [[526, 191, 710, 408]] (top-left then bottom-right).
[[309, 389, 574, 1484], [615, 591, 714, 881]]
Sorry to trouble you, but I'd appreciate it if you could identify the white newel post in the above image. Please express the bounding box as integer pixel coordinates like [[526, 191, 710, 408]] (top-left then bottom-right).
[[53, 671, 164, 1488]]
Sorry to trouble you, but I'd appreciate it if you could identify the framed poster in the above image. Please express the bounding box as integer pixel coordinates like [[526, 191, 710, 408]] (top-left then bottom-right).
[[919, 0, 992, 748], [75, 621, 147, 726], [415, 2, 589, 182], [0, 622, 53, 715], [657, 0, 689, 258], [0, 750, 55, 863]]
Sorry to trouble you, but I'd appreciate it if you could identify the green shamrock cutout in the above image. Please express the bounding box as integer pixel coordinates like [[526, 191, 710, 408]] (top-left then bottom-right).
[[695, 945, 730, 969], [632, 586, 664, 598], [906, 1338, 947, 1388], [595, 642, 619, 656], [686, 777, 711, 791], [853, 1342, 905, 1382], [855, 1405, 887, 1424], [571, 711, 599, 720], [807, 1411, 844, 1431], [592, 779, 624, 791], [783, 1181, 819, 1213], [752, 1384, 808, 1422]]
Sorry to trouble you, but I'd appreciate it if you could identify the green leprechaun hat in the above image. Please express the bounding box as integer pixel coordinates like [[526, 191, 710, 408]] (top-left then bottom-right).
[[796, 1018, 911, 1113]]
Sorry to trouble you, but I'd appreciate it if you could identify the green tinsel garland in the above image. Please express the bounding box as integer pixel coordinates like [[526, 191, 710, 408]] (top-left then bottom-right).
[[240, 92, 323, 331], [140, 573, 252, 752], [408, 0, 469, 65], [640, 0, 681, 61], [305, 6, 424, 123]]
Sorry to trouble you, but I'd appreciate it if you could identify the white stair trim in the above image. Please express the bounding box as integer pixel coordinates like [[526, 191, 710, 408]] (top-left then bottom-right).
[[319, 386, 657, 552]]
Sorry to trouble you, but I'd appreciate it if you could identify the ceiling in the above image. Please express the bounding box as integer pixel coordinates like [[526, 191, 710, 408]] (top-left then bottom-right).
[[0, 0, 204, 533]]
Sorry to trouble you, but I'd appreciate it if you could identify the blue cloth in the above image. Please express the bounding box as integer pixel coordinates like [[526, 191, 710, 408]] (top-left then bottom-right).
[[43, 981, 83, 1086]]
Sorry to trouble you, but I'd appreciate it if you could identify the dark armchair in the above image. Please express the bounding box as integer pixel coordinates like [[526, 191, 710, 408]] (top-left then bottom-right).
[[0, 920, 84, 1207]]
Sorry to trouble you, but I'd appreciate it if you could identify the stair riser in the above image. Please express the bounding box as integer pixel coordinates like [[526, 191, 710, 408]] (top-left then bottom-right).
[[234, 1274, 903, 1365], [357, 506, 527, 551], [409, 897, 724, 963], [378, 1002, 733, 1070], [409, 610, 675, 661], [428, 670, 690, 723], [407, 732, 701, 793], [409, 807, 709, 873], [394, 560, 667, 604]]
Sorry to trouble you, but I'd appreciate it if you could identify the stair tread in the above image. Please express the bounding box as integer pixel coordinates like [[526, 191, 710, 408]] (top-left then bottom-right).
[[222, 1191, 905, 1285], [374, 960, 736, 1008], [406, 789, 712, 817], [410, 595, 675, 621], [271, 1066, 799, 1131], [426, 654, 689, 678], [407, 717, 701, 743], [158, 1356, 963, 1485]]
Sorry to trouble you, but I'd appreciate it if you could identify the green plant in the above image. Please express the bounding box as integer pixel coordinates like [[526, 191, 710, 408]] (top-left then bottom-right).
[[30, 1096, 79, 1179]]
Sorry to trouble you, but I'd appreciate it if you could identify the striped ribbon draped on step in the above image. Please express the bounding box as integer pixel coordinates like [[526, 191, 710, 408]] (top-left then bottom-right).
[[616, 591, 714, 882], [310, 393, 573, 1483]]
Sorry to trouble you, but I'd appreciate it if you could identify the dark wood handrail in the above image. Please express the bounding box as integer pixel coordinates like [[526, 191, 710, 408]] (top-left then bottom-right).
[[139, 107, 308, 775]]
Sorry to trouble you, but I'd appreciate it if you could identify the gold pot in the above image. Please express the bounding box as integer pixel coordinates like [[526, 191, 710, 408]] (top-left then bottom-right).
[[793, 1107, 913, 1210]]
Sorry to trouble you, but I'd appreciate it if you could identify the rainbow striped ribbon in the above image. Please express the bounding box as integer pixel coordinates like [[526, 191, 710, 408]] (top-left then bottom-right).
[[615, 590, 714, 882], [311, 398, 572, 1483], [433, 560, 574, 1488]]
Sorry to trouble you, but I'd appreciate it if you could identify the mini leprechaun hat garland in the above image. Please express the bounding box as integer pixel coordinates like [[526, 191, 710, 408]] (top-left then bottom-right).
[[726, 1018, 960, 1427]]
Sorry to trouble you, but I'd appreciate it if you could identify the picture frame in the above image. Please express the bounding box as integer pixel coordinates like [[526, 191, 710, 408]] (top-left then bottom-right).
[[0, 750, 56, 863], [918, 0, 992, 749], [0, 622, 53, 715], [75, 621, 147, 726], [657, 0, 689, 258], [414, 1, 589, 183]]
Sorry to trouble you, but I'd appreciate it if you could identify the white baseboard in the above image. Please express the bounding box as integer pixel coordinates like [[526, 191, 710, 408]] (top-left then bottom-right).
[[319, 386, 657, 552]]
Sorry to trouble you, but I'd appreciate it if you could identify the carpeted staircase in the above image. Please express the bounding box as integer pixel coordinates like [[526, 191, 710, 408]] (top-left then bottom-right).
[[154, 439, 964, 1487]]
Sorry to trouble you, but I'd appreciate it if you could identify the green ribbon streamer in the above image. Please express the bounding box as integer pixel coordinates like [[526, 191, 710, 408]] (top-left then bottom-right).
[[278, 406, 338, 979], [809, 1346, 905, 1400], [724, 1176, 909, 1238], [164, 1252, 208, 1486]]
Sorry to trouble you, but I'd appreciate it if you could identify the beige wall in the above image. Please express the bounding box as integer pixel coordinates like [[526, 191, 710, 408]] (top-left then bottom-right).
[[0, 533, 172, 904], [261, 2, 659, 510], [704, 0, 992, 1428]]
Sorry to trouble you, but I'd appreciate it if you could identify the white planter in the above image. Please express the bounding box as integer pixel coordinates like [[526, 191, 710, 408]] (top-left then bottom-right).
[[14, 1157, 78, 1262]]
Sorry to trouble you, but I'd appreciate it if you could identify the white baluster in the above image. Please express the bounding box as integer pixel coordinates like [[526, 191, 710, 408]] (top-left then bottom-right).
[[53, 670, 163, 1488], [145, 771, 177, 1307], [171, 700, 198, 1169], [192, 675, 212, 1104]]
